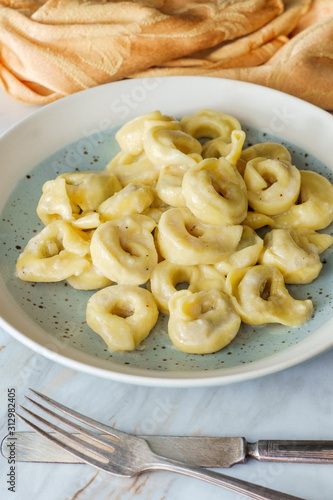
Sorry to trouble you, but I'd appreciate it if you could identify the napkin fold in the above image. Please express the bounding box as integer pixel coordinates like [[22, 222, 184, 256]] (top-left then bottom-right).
[[0, 0, 332, 109]]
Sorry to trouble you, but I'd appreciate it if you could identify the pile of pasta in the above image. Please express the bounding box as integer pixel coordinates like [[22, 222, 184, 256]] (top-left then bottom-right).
[[16, 110, 333, 354]]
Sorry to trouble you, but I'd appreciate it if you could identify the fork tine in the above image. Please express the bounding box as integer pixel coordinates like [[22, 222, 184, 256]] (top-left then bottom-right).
[[16, 412, 110, 472], [17, 406, 109, 462], [29, 389, 125, 440], [24, 396, 118, 449]]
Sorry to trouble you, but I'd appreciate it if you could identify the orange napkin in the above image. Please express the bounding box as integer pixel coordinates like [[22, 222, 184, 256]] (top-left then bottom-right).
[[0, 0, 332, 109]]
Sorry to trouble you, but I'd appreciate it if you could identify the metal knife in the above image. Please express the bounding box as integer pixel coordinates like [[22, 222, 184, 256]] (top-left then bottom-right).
[[2, 432, 333, 467]]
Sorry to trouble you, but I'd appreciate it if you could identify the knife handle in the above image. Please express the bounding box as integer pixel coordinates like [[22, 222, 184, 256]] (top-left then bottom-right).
[[248, 440, 333, 464]]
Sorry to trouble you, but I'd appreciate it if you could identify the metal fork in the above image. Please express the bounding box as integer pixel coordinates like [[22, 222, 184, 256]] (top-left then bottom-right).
[[17, 390, 306, 500]]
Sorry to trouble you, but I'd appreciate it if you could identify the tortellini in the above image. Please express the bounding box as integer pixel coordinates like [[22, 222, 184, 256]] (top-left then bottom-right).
[[156, 164, 188, 207], [226, 265, 313, 326], [144, 124, 202, 168], [37, 171, 121, 227], [115, 110, 176, 156], [16, 220, 90, 282], [242, 211, 274, 230], [16, 108, 333, 354], [107, 151, 160, 187], [86, 285, 158, 351], [90, 214, 157, 285], [98, 182, 154, 221], [237, 141, 292, 175], [215, 225, 263, 274], [155, 207, 243, 265], [150, 261, 226, 314], [180, 109, 241, 140], [182, 157, 248, 225], [296, 230, 333, 254], [36, 177, 76, 225], [271, 170, 333, 230], [244, 158, 301, 215], [259, 228, 324, 284], [203, 129, 246, 167], [67, 257, 113, 290], [168, 289, 241, 354], [224, 130, 246, 166]]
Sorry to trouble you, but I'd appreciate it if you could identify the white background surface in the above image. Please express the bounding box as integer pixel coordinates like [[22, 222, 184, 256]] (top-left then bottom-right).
[[1, 84, 333, 500]]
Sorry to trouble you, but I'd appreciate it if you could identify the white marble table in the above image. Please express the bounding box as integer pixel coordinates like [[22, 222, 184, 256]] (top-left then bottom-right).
[[1, 88, 333, 500]]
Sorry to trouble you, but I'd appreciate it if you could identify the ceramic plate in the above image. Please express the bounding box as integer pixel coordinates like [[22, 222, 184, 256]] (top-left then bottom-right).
[[0, 77, 332, 387]]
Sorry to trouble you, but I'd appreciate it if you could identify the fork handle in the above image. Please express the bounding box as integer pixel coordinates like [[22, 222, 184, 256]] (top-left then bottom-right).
[[151, 457, 305, 500]]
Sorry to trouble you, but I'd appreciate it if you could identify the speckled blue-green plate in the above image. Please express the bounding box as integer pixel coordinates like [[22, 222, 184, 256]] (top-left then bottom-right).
[[0, 77, 332, 387]]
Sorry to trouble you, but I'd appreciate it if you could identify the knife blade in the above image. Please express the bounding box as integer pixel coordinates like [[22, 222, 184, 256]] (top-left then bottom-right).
[[2, 432, 333, 467]]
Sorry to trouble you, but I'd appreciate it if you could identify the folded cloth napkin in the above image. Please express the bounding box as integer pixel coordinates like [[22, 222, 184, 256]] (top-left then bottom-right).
[[0, 0, 332, 109]]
